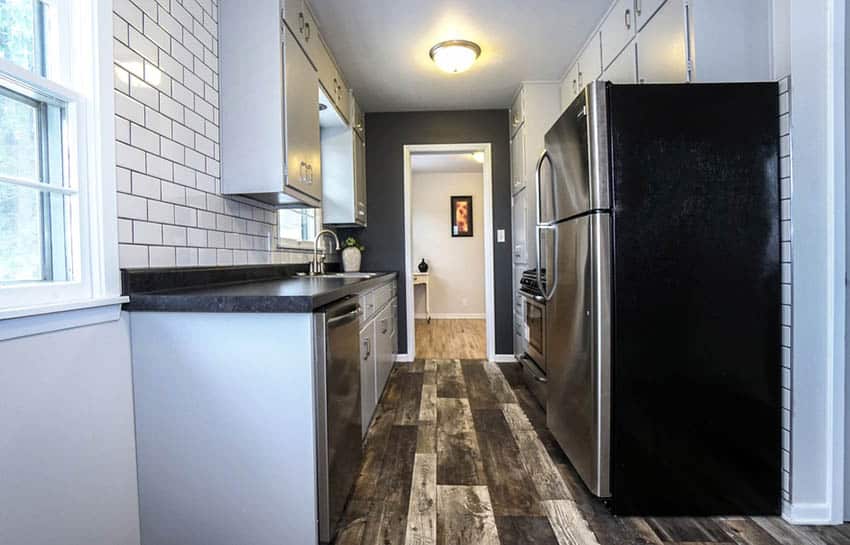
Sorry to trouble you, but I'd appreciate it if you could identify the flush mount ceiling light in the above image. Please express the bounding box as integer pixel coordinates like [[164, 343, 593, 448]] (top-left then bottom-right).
[[429, 40, 481, 74]]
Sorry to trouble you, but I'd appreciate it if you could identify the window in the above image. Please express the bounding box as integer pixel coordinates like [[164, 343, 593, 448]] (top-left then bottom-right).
[[0, 0, 117, 312], [278, 208, 317, 245]]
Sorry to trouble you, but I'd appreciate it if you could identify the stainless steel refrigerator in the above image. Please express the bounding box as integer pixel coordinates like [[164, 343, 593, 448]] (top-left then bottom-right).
[[536, 81, 781, 515]]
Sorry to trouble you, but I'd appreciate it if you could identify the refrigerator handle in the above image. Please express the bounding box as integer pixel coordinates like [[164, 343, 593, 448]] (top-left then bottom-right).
[[534, 150, 551, 226], [537, 224, 558, 301]]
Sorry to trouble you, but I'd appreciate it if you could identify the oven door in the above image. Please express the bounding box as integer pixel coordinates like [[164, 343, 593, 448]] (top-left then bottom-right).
[[520, 291, 547, 370]]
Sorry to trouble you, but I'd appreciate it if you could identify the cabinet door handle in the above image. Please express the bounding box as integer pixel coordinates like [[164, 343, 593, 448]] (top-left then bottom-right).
[[635, 0, 642, 16], [298, 12, 305, 33], [572, 79, 577, 93], [299, 161, 307, 183], [578, 71, 583, 87], [306, 164, 314, 184], [304, 21, 311, 41], [625, 8, 632, 30], [363, 338, 371, 360]]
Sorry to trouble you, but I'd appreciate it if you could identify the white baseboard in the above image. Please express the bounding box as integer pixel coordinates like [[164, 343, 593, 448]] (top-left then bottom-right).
[[414, 313, 486, 320], [783, 501, 836, 525], [394, 353, 414, 363], [491, 354, 517, 363]]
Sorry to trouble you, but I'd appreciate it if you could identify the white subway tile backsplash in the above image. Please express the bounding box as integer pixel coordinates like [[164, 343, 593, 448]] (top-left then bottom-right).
[[131, 172, 161, 199], [176, 247, 199, 266], [115, 0, 307, 271], [162, 224, 188, 245], [116, 141, 146, 171], [133, 220, 163, 244], [120, 243, 149, 267], [149, 246, 176, 267]]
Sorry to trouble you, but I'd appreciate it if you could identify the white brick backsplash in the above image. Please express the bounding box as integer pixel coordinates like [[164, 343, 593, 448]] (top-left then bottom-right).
[[129, 75, 159, 109], [119, 244, 149, 267], [133, 220, 162, 244], [114, 0, 314, 270], [131, 172, 160, 199], [149, 246, 176, 267], [176, 247, 199, 265], [163, 225, 188, 245]]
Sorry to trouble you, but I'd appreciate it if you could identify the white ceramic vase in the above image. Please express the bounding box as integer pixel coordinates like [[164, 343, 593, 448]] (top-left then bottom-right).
[[342, 247, 362, 272]]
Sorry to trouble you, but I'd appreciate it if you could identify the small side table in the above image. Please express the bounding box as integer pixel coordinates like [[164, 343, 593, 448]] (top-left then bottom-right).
[[413, 272, 431, 323]]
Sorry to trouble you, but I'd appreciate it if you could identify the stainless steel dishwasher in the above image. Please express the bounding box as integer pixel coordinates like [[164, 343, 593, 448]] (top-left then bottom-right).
[[314, 297, 362, 543]]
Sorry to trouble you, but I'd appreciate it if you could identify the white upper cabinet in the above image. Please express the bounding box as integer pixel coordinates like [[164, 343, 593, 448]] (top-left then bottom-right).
[[602, 41, 638, 83], [577, 32, 602, 87], [600, 0, 636, 70], [510, 89, 526, 137], [635, 0, 688, 83], [283, 0, 323, 68], [511, 127, 526, 194], [561, 63, 580, 111], [220, 0, 321, 207], [634, 0, 667, 31]]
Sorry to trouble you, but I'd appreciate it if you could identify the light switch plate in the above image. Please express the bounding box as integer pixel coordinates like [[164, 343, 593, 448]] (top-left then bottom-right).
[[497, 229, 505, 242]]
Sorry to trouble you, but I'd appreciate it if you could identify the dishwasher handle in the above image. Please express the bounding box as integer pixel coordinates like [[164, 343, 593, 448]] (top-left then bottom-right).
[[327, 305, 361, 326]]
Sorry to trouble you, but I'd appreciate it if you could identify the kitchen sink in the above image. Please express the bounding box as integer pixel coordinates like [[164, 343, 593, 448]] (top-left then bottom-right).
[[296, 272, 380, 279]]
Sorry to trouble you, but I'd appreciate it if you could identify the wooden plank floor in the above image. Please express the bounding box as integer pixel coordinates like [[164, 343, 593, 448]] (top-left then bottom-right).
[[335, 359, 850, 545], [415, 319, 486, 359]]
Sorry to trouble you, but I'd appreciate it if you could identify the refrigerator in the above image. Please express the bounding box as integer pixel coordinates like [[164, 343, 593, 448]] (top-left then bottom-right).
[[537, 82, 781, 515]]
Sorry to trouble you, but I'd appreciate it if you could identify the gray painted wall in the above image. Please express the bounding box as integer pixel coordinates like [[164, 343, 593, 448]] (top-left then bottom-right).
[[0, 315, 140, 545], [341, 110, 512, 355]]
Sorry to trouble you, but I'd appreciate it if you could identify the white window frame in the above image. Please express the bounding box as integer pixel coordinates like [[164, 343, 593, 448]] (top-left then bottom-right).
[[277, 207, 320, 251], [0, 0, 121, 317]]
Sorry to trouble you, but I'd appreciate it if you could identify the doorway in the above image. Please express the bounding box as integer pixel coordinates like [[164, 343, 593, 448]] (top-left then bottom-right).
[[403, 144, 495, 361]]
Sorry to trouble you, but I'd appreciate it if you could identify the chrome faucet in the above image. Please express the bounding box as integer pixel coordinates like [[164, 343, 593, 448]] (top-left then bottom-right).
[[311, 230, 341, 275]]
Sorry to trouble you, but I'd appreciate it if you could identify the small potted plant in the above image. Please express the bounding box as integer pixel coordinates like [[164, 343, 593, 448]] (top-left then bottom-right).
[[342, 236, 365, 272]]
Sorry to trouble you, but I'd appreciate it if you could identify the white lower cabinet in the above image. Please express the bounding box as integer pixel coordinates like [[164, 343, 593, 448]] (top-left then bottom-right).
[[359, 320, 376, 438], [359, 280, 398, 435], [512, 188, 528, 264]]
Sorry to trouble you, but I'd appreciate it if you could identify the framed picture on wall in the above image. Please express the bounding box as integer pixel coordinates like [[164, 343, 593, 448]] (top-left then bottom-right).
[[451, 195, 473, 237]]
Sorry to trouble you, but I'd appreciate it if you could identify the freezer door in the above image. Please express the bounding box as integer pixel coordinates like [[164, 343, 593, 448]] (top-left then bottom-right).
[[544, 213, 612, 497], [538, 81, 610, 225]]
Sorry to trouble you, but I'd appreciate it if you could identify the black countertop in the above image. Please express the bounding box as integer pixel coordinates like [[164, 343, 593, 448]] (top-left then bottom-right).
[[121, 264, 397, 313]]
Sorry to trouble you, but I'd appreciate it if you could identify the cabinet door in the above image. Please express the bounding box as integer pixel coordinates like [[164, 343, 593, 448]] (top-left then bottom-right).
[[334, 74, 351, 125], [283, 27, 322, 203], [635, 0, 667, 31], [510, 89, 525, 136], [359, 321, 376, 437], [635, 0, 687, 83], [577, 32, 602, 86], [354, 132, 367, 224], [512, 188, 527, 264], [510, 127, 526, 194], [375, 306, 394, 398], [600, 0, 636, 69], [561, 63, 580, 111], [602, 41, 638, 83]]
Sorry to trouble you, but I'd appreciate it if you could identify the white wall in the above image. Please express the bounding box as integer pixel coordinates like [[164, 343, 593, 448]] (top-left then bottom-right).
[[411, 171, 486, 318], [784, 0, 847, 524], [0, 315, 140, 545]]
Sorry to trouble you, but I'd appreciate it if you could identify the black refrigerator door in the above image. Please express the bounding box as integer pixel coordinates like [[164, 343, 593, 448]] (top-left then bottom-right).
[[607, 83, 781, 515]]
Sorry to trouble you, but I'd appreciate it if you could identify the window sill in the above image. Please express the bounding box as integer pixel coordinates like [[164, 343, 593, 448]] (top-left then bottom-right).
[[277, 239, 315, 251], [0, 296, 128, 341]]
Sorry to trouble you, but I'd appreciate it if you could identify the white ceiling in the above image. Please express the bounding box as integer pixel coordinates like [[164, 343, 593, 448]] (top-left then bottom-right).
[[411, 152, 484, 173], [308, 0, 611, 112]]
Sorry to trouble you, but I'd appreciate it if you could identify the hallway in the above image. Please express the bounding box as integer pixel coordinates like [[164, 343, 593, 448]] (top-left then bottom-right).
[[334, 359, 850, 545], [415, 319, 487, 359]]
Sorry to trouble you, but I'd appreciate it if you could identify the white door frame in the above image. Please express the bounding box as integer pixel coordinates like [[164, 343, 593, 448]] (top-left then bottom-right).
[[399, 143, 496, 362]]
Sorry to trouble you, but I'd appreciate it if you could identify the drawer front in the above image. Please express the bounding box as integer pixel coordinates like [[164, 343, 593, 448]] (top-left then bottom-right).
[[373, 284, 393, 313], [360, 292, 376, 321]]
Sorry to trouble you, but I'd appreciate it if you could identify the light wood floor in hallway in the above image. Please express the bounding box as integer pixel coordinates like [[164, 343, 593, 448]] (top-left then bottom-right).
[[415, 319, 486, 359], [334, 358, 850, 545]]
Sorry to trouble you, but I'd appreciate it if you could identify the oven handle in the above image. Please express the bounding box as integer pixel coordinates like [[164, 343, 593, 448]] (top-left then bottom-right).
[[518, 354, 548, 383]]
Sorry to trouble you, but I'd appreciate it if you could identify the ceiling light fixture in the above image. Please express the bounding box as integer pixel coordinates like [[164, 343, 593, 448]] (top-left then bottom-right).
[[429, 40, 481, 74]]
